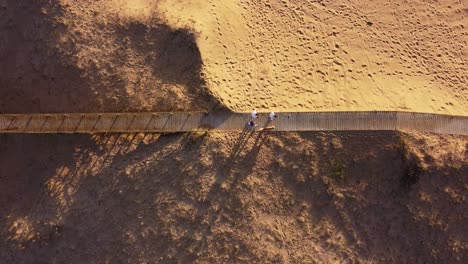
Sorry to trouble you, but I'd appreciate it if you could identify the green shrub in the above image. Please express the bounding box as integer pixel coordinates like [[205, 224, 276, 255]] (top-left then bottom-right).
[[328, 157, 345, 181]]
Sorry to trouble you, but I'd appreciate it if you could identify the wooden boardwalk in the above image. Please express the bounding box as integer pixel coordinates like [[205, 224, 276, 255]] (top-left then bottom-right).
[[0, 111, 467, 135]]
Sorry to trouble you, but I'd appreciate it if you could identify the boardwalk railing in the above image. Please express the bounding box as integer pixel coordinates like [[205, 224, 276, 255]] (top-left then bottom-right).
[[0, 112, 466, 135]]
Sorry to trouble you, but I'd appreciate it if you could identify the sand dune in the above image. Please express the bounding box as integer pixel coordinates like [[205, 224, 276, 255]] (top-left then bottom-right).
[[0, 0, 220, 113], [1, 0, 465, 114], [159, 0, 467, 114], [1, 132, 466, 262], [0, 0, 467, 263]]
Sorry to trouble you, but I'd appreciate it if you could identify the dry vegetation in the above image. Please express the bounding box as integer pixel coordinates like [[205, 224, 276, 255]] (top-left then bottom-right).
[[0, 0, 467, 263], [0, 132, 467, 263]]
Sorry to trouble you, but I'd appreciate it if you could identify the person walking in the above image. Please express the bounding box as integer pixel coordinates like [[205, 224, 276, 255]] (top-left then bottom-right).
[[269, 111, 277, 121], [251, 109, 258, 119], [248, 120, 257, 129]]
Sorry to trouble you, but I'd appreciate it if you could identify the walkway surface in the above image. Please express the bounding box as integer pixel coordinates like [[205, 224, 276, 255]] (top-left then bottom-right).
[[0, 111, 467, 135]]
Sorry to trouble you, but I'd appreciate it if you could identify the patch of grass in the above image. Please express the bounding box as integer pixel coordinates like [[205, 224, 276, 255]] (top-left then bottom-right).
[[329, 158, 345, 181]]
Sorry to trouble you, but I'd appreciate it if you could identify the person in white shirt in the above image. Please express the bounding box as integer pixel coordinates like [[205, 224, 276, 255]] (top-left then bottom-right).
[[269, 111, 277, 121], [251, 109, 258, 119]]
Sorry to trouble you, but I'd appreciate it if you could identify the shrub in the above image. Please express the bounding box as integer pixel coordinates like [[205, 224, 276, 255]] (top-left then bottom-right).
[[397, 134, 423, 190], [328, 157, 345, 181]]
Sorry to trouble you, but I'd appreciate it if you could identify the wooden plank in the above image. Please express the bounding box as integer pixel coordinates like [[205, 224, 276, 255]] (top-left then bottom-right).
[[0, 112, 466, 135]]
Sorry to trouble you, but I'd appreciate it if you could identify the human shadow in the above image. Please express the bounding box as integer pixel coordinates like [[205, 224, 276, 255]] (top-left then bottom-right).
[[6, 130, 462, 263], [228, 125, 255, 160], [25, 131, 259, 262]]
